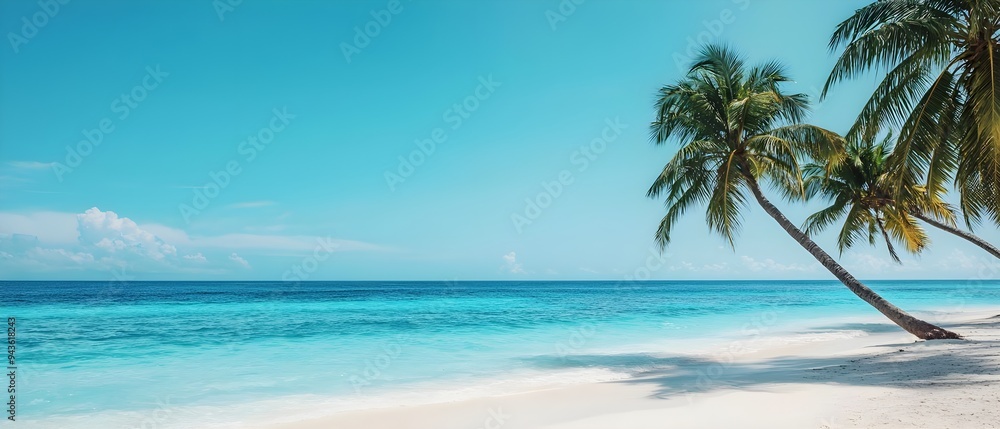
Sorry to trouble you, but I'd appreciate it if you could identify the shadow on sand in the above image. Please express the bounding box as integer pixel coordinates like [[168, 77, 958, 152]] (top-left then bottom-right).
[[522, 317, 1000, 400]]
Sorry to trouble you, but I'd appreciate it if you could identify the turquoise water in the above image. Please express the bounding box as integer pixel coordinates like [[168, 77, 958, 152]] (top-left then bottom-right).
[[3, 280, 1000, 428]]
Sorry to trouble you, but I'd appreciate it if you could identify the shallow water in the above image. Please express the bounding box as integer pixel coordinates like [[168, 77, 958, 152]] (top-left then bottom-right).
[[4, 280, 999, 428]]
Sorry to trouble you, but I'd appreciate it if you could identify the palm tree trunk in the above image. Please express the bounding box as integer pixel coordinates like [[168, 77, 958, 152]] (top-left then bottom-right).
[[911, 211, 1000, 260], [741, 173, 961, 339]]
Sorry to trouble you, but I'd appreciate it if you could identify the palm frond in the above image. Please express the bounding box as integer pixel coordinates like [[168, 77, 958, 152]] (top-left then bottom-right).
[[837, 204, 875, 255], [803, 193, 852, 236], [955, 38, 1000, 226], [875, 214, 903, 263], [826, 0, 1000, 226], [647, 44, 826, 249]]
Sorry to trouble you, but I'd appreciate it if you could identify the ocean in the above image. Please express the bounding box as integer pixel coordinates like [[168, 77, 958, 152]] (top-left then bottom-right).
[[4, 280, 999, 428]]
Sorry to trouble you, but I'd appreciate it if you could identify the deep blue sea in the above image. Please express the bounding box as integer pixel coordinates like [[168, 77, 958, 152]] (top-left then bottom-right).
[[3, 280, 1000, 428]]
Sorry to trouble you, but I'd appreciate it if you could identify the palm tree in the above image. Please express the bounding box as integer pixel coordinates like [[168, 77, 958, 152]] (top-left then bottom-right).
[[911, 210, 1000, 259], [649, 45, 960, 339], [824, 0, 1000, 229], [804, 134, 1000, 260], [803, 136, 928, 262]]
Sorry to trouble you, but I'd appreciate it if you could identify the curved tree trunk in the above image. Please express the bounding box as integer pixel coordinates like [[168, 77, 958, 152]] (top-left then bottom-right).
[[741, 173, 961, 340], [911, 211, 1000, 260]]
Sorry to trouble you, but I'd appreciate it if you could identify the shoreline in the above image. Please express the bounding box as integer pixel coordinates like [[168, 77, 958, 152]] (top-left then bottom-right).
[[256, 309, 1000, 429]]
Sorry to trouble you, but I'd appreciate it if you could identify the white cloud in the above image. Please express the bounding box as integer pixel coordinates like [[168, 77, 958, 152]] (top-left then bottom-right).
[[0, 207, 387, 276], [0, 233, 39, 253], [6, 161, 55, 170], [938, 249, 984, 270], [502, 251, 524, 274], [0, 212, 79, 245], [669, 261, 729, 272], [183, 253, 207, 262], [244, 224, 288, 233], [0, 209, 384, 256], [140, 224, 383, 253], [703, 262, 729, 272], [1, 161, 56, 187], [670, 261, 695, 271], [842, 248, 999, 277], [847, 252, 896, 272], [740, 256, 813, 273], [579, 267, 599, 274], [77, 208, 177, 261], [195, 234, 374, 251], [29, 247, 98, 266], [0, 175, 31, 186], [227, 201, 276, 209], [229, 252, 251, 269], [0, 233, 107, 271]]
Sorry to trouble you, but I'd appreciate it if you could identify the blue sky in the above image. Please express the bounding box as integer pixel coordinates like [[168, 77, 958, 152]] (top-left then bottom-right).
[[1, 0, 998, 281]]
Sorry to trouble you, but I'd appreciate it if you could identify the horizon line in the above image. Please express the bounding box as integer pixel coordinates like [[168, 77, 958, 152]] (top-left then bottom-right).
[[2, 278, 993, 283]]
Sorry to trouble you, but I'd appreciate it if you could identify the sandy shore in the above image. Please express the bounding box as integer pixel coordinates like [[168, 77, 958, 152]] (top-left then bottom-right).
[[258, 311, 1000, 429]]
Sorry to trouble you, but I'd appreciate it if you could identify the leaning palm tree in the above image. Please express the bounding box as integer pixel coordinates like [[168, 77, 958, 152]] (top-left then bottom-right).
[[911, 209, 1000, 259], [803, 136, 929, 262], [649, 45, 960, 339], [804, 134, 1000, 260], [824, 0, 1000, 229]]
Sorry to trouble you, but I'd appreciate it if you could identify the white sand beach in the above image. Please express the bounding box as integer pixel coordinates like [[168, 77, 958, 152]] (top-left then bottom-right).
[[259, 310, 1000, 429]]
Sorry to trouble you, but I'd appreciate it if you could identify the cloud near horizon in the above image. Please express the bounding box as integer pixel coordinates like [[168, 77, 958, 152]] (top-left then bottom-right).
[[77, 208, 177, 261], [229, 253, 251, 269], [740, 256, 815, 273], [502, 251, 525, 274], [0, 207, 383, 277]]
